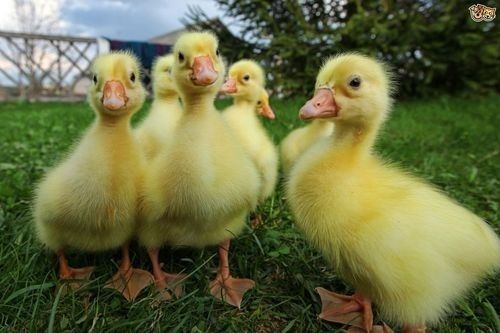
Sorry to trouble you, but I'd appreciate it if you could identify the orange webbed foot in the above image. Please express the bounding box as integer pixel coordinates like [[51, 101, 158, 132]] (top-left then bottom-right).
[[316, 287, 373, 332], [346, 323, 394, 333], [209, 273, 255, 309], [58, 266, 95, 293], [105, 267, 154, 301], [154, 271, 187, 301]]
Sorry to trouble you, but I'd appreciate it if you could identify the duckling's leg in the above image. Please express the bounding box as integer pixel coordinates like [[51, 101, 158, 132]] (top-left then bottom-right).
[[57, 249, 94, 291], [316, 287, 373, 332], [57, 249, 94, 280], [104, 243, 154, 301], [147, 248, 186, 300], [209, 239, 255, 309]]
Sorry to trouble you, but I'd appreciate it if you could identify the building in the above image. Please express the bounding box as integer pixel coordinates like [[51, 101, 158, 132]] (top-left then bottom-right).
[[148, 27, 188, 45]]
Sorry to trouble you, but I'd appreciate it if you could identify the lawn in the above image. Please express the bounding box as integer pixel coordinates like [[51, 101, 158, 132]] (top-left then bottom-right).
[[0, 95, 499, 332]]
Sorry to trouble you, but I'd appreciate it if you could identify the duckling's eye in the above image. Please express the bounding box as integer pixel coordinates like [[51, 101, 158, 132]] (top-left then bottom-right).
[[130, 72, 136, 83], [349, 76, 362, 89], [243, 74, 250, 81], [216, 48, 220, 57], [178, 52, 185, 62], [92, 74, 97, 85], [165, 67, 171, 74], [257, 101, 262, 105]]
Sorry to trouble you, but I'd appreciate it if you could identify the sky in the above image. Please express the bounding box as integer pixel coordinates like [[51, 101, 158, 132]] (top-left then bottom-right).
[[0, 0, 223, 41]]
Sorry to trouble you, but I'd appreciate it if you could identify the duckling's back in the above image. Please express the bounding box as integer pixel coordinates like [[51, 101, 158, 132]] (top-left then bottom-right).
[[288, 146, 500, 326]]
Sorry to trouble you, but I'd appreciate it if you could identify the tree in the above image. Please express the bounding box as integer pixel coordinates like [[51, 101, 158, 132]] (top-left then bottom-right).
[[9, 0, 63, 100], [185, 0, 499, 98]]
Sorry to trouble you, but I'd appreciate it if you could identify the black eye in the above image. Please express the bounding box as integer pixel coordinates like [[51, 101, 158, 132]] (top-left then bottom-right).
[[243, 74, 250, 81], [92, 74, 97, 85], [257, 101, 262, 105], [165, 67, 171, 74], [216, 48, 220, 56], [349, 76, 361, 89], [130, 72, 136, 82], [178, 52, 185, 62]]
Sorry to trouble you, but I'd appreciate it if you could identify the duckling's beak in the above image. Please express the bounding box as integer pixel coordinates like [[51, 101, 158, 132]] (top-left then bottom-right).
[[299, 88, 337, 120], [220, 77, 237, 94], [102, 80, 128, 111], [190, 55, 218, 86], [259, 103, 276, 120]]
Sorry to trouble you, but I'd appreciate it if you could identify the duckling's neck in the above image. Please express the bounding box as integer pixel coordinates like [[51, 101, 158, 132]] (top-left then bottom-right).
[[234, 96, 258, 107], [97, 113, 133, 131], [233, 98, 258, 114], [331, 119, 381, 158], [152, 93, 179, 108], [311, 119, 332, 130], [155, 90, 178, 102], [180, 92, 214, 114]]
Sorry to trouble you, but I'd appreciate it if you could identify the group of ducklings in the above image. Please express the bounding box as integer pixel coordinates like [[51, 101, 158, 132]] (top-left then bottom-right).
[[32, 31, 499, 332]]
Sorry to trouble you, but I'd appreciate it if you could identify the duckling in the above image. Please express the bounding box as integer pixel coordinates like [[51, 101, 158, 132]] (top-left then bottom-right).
[[286, 54, 500, 332], [135, 54, 182, 160], [220, 60, 278, 204], [280, 119, 333, 174], [33, 52, 153, 301], [138, 32, 260, 307]]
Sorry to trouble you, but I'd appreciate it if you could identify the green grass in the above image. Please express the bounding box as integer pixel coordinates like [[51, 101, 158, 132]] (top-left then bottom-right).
[[0, 95, 499, 332]]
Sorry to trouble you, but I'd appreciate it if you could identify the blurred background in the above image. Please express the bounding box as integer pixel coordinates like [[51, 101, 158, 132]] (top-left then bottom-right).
[[0, 0, 498, 101]]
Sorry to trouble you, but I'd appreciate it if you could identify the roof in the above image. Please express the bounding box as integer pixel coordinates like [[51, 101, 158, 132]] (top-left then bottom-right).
[[148, 27, 187, 45]]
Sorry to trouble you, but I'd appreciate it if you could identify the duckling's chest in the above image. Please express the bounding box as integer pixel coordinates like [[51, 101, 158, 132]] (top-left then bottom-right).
[[69, 132, 143, 202], [288, 151, 374, 231]]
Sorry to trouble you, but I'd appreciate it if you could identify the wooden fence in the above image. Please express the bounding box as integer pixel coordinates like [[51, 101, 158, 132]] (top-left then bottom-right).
[[0, 31, 158, 101], [0, 30, 99, 101]]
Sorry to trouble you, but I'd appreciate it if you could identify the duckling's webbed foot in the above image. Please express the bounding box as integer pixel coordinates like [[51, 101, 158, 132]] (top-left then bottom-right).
[[105, 244, 154, 301], [209, 273, 255, 309], [147, 248, 186, 301], [346, 323, 394, 333], [316, 287, 373, 332], [57, 249, 94, 290], [209, 239, 255, 309]]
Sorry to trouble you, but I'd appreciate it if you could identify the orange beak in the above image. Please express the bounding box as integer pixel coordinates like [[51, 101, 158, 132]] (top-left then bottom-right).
[[299, 88, 337, 120], [220, 77, 237, 94], [259, 103, 276, 120], [102, 80, 128, 111], [190, 55, 218, 86]]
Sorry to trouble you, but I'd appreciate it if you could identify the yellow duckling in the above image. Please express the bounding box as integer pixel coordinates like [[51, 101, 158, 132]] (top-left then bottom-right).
[[33, 52, 153, 301], [135, 54, 182, 160], [280, 118, 333, 174], [286, 54, 500, 332], [220, 60, 278, 203], [138, 32, 260, 307]]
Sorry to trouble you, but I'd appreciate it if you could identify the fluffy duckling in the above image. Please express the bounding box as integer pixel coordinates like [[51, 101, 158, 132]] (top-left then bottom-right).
[[280, 119, 333, 174], [33, 52, 153, 301], [220, 60, 278, 203], [286, 54, 500, 332], [135, 54, 182, 160], [138, 32, 260, 307]]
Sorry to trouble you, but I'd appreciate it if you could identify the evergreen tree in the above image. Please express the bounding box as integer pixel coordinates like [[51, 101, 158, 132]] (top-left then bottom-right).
[[185, 0, 499, 98]]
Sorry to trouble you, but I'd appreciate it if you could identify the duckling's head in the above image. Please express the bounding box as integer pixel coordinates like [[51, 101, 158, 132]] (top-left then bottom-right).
[[172, 31, 225, 96], [255, 88, 275, 120], [152, 54, 177, 98], [220, 60, 265, 102], [300, 53, 392, 126], [88, 51, 145, 117]]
